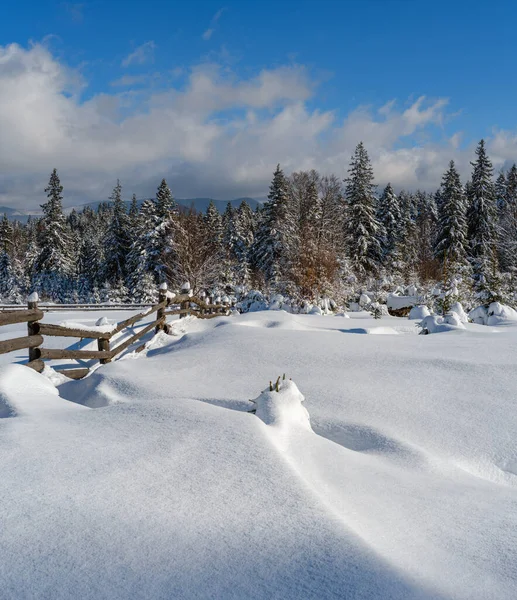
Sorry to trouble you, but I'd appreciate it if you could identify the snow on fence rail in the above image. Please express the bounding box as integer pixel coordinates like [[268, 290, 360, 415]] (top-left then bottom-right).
[[0, 284, 231, 380]]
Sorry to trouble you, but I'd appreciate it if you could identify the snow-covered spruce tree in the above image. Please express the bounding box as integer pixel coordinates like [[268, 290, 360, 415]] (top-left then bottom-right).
[[0, 214, 22, 303], [252, 164, 296, 291], [392, 190, 418, 283], [129, 193, 139, 225], [344, 143, 382, 278], [498, 164, 517, 275], [104, 180, 131, 295], [377, 183, 401, 266], [126, 199, 159, 301], [466, 140, 500, 303], [154, 179, 178, 283], [220, 202, 239, 290], [33, 169, 74, 301], [233, 200, 255, 288], [434, 161, 468, 269]]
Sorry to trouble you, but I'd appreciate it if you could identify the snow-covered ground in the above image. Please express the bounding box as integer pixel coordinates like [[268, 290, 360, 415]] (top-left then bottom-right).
[[1, 309, 517, 599]]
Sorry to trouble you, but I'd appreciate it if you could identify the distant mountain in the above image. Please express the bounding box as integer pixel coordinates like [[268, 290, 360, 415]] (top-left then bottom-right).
[[0, 197, 265, 223]]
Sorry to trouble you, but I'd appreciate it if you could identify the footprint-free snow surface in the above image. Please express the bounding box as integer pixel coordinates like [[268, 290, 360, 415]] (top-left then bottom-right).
[[1, 310, 517, 599]]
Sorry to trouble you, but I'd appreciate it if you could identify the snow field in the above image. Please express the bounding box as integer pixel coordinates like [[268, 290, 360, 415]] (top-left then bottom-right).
[[1, 309, 517, 599]]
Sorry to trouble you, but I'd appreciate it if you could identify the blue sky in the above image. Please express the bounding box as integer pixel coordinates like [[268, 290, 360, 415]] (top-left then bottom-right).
[[0, 0, 516, 207]]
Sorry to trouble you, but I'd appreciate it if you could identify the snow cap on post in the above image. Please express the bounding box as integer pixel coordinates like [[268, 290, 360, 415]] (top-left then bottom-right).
[[222, 295, 230, 304], [28, 292, 39, 303], [159, 282, 168, 291], [181, 281, 191, 292], [199, 290, 206, 298]]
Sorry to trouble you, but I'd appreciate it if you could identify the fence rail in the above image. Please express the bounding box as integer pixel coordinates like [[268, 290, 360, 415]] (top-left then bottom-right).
[[0, 283, 231, 379]]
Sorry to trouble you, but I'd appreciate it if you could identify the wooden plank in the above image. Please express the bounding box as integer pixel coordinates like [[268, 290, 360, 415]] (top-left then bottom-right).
[[39, 323, 112, 340], [26, 359, 45, 373], [55, 368, 90, 380], [110, 318, 163, 358], [39, 348, 112, 360], [110, 300, 166, 337], [0, 308, 43, 327], [0, 335, 43, 356]]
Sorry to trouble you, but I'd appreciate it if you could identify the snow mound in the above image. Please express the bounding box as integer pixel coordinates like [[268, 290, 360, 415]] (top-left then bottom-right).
[[408, 305, 431, 320], [387, 294, 418, 310], [0, 364, 84, 418], [366, 327, 399, 335], [469, 302, 517, 326], [252, 379, 311, 432], [449, 301, 469, 324], [419, 314, 466, 334]]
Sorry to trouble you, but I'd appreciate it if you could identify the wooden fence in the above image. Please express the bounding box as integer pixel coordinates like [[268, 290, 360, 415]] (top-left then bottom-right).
[[0, 284, 230, 380]]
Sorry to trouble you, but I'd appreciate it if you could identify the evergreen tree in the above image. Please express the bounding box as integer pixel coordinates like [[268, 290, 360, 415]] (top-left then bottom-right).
[[252, 164, 295, 289], [377, 183, 400, 262], [466, 140, 498, 300], [344, 143, 382, 277], [499, 164, 517, 274], [434, 161, 468, 268], [153, 179, 178, 283], [33, 169, 73, 300], [104, 180, 131, 287]]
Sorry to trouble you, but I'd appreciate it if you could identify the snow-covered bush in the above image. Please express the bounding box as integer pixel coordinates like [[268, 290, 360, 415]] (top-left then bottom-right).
[[236, 290, 268, 313], [418, 314, 466, 334], [468, 302, 517, 326], [408, 305, 431, 320]]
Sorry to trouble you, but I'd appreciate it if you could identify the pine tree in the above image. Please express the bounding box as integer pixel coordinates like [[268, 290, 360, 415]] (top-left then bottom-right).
[[33, 169, 73, 300], [205, 201, 223, 250], [499, 164, 517, 274], [104, 180, 131, 288], [252, 165, 295, 290], [377, 183, 401, 263], [344, 143, 382, 277], [434, 161, 468, 268], [466, 140, 499, 301], [153, 179, 178, 283]]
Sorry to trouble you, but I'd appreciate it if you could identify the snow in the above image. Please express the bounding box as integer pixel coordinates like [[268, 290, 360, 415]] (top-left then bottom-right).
[[27, 291, 39, 302], [59, 319, 116, 333], [469, 302, 517, 326], [387, 293, 418, 310], [409, 305, 431, 320], [419, 314, 466, 334], [1, 308, 517, 599], [449, 301, 469, 323]]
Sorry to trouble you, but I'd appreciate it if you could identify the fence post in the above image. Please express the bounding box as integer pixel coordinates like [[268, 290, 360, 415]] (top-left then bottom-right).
[[27, 292, 42, 363], [156, 282, 168, 332], [98, 335, 111, 364], [199, 290, 206, 315], [180, 282, 190, 319]]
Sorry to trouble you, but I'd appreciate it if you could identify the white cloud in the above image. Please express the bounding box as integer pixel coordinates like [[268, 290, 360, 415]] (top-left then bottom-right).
[[121, 41, 155, 67], [0, 42, 516, 209], [202, 7, 227, 41]]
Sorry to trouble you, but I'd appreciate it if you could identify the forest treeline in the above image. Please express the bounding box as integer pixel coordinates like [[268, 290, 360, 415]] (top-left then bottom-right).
[[0, 139, 514, 309]]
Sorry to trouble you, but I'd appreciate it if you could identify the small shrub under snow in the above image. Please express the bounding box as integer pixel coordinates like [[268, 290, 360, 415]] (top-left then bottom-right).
[[409, 305, 431, 320]]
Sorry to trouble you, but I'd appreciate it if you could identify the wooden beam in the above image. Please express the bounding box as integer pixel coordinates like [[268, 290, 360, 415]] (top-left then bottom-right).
[[110, 318, 163, 358], [55, 368, 90, 380], [110, 300, 166, 337], [0, 308, 44, 326], [0, 335, 43, 356], [26, 359, 45, 373], [39, 323, 112, 340], [39, 348, 112, 360]]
